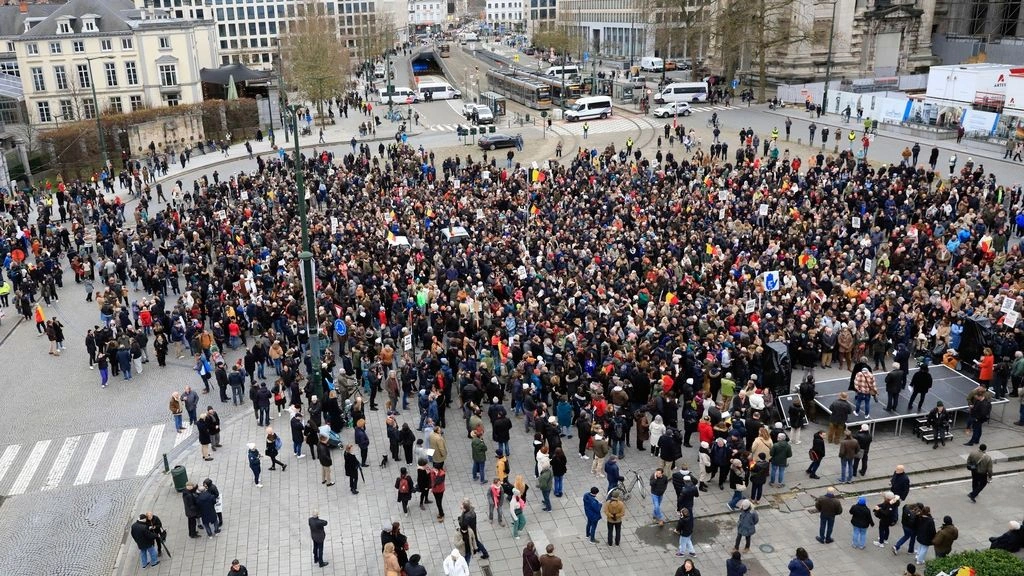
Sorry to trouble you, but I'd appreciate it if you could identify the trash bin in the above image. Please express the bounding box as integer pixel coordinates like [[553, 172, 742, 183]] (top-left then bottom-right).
[[171, 465, 188, 492]]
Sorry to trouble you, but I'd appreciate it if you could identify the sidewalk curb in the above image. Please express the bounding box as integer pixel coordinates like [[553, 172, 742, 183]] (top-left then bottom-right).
[[110, 406, 261, 576]]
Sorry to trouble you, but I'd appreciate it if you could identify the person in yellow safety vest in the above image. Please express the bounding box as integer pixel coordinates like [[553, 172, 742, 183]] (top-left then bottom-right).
[[771, 127, 779, 140], [582, 122, 589, 139], [625, 137, 634, 154], [0, 279, 10, 307], [848, 130, 856, 148]]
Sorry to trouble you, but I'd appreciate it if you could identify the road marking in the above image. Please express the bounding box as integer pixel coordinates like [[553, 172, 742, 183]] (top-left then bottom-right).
[[0, 445, 21, 485], [136, 424, 165, 476], [105, 428, 137, 481], [74, 432, 109, 486], [9, 440, 51, 495], [41, 436, 81, 491], [174, 426, 193, 447]]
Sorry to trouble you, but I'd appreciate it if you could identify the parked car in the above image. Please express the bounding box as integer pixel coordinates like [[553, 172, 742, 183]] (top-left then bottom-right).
[[663, 60, 677, 71], [478, 133, 517, 150], [652, 102, 692, 118], [523, 46, 536, 55], [462, 102, 480, 118]]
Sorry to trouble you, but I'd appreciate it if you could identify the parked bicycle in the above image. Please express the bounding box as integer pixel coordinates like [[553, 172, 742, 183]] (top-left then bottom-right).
[[608, 469, 648, 502]]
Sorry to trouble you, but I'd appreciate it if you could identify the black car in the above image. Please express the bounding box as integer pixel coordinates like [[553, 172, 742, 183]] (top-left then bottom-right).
[[478, 133, 517, 150]]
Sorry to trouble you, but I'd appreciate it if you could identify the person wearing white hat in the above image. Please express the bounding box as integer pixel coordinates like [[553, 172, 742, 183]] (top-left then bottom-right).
[[246, 443, 263, 487]]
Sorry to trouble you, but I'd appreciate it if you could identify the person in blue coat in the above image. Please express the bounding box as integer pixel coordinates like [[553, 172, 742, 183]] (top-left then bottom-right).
[[583, 487, 602, 542], [604, 455, 621, 492], [786, 547, 813, 576], [726, 550, 747, 576], [247, 443, 263, 487]]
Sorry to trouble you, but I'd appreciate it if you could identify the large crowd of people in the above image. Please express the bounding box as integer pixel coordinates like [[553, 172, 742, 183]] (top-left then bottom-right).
[[4, 97, 1024, 575]]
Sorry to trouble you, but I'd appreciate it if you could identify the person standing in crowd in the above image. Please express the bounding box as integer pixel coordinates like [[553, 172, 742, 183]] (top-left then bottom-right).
[[181, 482, 200, 538], [893, 502, 922, 556], [733, 499, 758, 552], [521, 542, 541, 576], [318, 436, 334, 487], [806, 430, 825, 479], [872, 492, 899, 548], [308, 510, 329, 568], [932, 516, 958, 558], [604, 492, 626, 546], [228, 559, 248, 575], [509, 487, 527, 539], [786, 548, 813, 576], [890, 465, 911, 501], [815, 487, 843, 544], [675, 506, 696, 557], [849, 496, 874, 549], [583, 486, 602, 542], [247, 443, 263, 487], [344, 443, 361, 494], [395, 467, 414, 513], [130, 513, 159, 569], [650, 467, 669, 525]]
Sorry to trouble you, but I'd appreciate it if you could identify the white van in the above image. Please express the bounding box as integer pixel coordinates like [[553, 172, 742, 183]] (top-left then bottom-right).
[[545, 65, 580, 78], [417, 82, 462, 101], [639, 57, 664, 72], [378, 87, 416, 105], [653, 81, 709, 104], [564, 96, 613, 121]]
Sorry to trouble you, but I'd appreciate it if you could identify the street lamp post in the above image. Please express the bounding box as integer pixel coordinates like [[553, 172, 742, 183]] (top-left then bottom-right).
[[84, 55, 114, 170], [288, 104, 323, 401], [277, 40, 288, 143], [821, 0, 838, 117]]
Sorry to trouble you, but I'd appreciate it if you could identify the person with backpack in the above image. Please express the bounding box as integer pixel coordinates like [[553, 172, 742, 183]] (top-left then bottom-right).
[[892, 502, 922, 555], [872, 492, 899, 547], [264, 427, 287, 471], [395, 467, 414, 513]]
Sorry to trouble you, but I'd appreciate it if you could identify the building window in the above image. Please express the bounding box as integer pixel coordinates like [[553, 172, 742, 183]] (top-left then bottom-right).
[[108, 96, 122, 114], [54, 65, 68, 90], [5, 41, 13, 52], [104, 62, 117, 87], [100, 39, 112, 51], [125, 62, 138, 85], [130, 94, 144, 111], [121, 38, 134, 50], [73, 41, 85, 53], [83, 98, 96, 119], [84, 20, 96, 32], [26, 43, 38, 56], [30, 67, 44, 91], [59, 99, 74, 121], [163, 93, 180, 106], [48, 42, 62, 55], [159, 37, 171, 49], [37, 101, 52, 123], [77, 64, 92, 89], [58, 21, 71, 35], [0, 62, 20, 77], [159, 64, 177, 87]]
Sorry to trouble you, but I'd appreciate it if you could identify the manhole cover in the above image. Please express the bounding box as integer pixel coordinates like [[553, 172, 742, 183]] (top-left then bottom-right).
[[758, 544, 775, 553]]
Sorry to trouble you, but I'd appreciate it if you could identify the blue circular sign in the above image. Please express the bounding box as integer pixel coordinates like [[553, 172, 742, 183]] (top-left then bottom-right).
[[334, 319, 347, 336]]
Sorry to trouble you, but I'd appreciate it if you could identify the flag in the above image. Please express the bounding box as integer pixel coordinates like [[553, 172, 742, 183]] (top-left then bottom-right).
[[387, 230, 395, 243], [705, 243, 713, 255], [664, 292, 679, 305], [426, 208, 435, 218], [530, 205, 539, 216], [389, 210, 396, 222]]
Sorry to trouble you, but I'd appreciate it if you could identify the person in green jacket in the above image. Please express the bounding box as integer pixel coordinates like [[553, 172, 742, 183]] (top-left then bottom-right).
[[470, 431, 488, 485], [538, 463, 554, 512], [769, 434, 793, 487], [721, 373, 737, 406]]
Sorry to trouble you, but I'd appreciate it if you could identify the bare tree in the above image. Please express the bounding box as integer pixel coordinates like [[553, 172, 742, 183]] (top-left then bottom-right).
[[715, 0, 812, 101], [652, 0, 717, 81], [281, 1, 351, 125]]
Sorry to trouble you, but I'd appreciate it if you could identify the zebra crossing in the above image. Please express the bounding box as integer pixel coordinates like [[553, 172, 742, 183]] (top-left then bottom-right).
[[425, 123, 464, 132], [0, 422, 187, 497], [688, 104, 740, 113]]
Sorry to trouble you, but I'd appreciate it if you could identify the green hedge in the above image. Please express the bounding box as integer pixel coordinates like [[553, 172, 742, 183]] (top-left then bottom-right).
[[926, 549, 1024, 576]]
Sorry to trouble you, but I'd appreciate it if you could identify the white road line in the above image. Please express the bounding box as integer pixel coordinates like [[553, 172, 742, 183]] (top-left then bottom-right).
[[74, 432, 109, 486], [135, 424, 165, 476], [105, 428, 137, 481], [174, 427, 193, 447], [0, 445, 22, 486], [41, 436, 81, 491], [8, 440, 51, 495]]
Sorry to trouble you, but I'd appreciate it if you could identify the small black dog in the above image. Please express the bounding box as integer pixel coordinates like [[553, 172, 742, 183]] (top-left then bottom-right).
[[379, 455, 388, 468]]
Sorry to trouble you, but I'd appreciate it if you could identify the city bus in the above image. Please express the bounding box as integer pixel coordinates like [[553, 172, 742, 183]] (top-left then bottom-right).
[[485, 68, 552, 110]]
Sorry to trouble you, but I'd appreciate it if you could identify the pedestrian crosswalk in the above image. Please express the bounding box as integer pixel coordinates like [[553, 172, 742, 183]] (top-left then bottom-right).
[[426, 123, 464, 132], [688, 104, 740, 113], [0, 422, 191, 497], [554, 116, 659, 136]]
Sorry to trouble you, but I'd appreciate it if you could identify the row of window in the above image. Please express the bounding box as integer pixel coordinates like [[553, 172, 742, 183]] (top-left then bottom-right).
[[29, 63, 177, 92], [487, 13, 524, 20], [36, 95, 143, 122], [26, 37, 135, 57], [214, 2, 373, 19], [487, 2, 524, 8]]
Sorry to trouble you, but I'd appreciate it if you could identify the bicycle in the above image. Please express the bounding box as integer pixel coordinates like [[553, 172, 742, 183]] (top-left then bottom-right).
[[706, 118, 720, 129], [608, 469, 648, 502]]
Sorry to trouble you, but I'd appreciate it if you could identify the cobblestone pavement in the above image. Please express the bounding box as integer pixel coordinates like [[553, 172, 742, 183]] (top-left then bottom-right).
[[112, 362, 1024, 576]]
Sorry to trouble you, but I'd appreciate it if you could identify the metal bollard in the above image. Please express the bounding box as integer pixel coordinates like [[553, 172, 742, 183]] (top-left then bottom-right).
[[163, 453, 170, 473]]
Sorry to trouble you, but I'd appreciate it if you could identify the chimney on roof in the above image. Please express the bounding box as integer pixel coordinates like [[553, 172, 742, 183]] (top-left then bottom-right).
[[19, 1, 28, 15]]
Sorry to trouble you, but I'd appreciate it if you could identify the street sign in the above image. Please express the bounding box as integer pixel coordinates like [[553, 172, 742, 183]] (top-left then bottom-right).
[[732, 79, 739, 89], [334, 319, 347, 337], [583, 51, 589, 62]]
